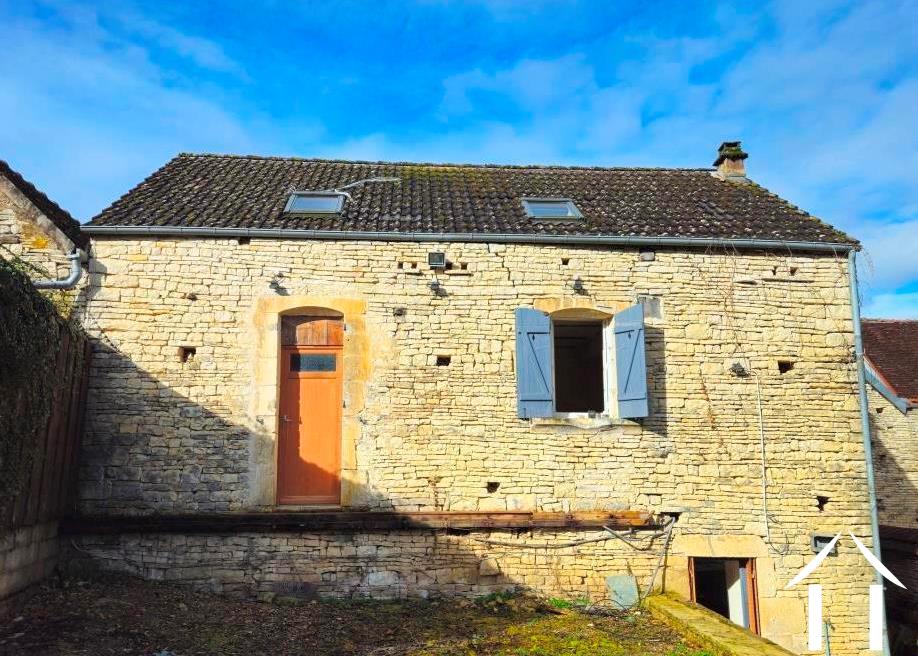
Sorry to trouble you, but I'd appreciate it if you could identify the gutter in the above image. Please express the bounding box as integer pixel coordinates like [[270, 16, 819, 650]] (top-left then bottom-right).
[[865, 365, 913, 414], [81, 225, 857, 253], [33, 249, 86, 290], [848, 249, 891, 656]]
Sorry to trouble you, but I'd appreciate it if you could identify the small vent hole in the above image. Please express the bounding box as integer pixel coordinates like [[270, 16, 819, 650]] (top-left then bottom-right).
[[777, 361, 794, 374], [393, 307, 407, 317], [790, 267, 798, 275], [436, 355, 451, 367], [460, 262, 468, 270], [876, 407, 884, 415], [178, 346, 197, 364], [397, 262, 404, 269], [816, 496, 829, 512], [486, 482, 500, 494], [237, 237, 251, 245], [561, 258, 570, 266]]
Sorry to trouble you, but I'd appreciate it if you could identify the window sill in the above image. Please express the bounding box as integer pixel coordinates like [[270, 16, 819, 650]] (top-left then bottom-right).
[[530, 414, 631, 429]]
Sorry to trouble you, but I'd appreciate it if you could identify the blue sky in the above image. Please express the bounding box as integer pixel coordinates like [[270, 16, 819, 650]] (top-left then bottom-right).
[[1, 0, 917, 317]]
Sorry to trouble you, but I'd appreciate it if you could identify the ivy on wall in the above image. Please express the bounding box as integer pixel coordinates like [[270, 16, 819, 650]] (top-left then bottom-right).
[[0, 256, 85, 516]]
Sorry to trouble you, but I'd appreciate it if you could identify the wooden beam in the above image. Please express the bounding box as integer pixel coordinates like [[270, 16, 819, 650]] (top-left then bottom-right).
[[61, 510, 656, 535]]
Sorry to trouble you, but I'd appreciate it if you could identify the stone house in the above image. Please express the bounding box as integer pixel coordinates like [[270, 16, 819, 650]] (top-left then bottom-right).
[[0, 159, 87, 290], [67, 142, 889, 654], [862, 319, 918, 651]]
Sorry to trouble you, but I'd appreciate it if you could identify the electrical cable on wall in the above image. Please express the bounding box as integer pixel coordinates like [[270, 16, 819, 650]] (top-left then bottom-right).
[[469, 515, 678, 602], [731, 359, 791, 557]]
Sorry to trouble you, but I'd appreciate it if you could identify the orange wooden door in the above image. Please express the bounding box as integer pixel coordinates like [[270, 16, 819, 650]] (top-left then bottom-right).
[[277, 346, 342, 505]]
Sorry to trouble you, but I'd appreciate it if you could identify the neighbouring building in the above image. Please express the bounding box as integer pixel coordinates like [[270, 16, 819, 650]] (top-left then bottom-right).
[[0, 159, 88, 287], [64, 142, 890, 655], [863, 319, 918, 654]]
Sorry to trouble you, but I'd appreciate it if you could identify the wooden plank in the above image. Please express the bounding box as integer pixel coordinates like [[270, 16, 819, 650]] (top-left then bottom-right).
[[21, 331, 68, 527], [36, 332, 71, 523], [58, 342, 91, 514], [42, 336, 78, 520], [282, 315, 344, 346], [61, 510, 656, 535]]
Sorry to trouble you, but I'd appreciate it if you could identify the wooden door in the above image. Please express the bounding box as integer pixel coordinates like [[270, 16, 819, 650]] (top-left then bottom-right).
[[277, 315, 343, 505]]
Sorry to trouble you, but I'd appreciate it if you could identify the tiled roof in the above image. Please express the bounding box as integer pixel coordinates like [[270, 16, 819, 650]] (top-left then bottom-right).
[[0, 160, 88, 248], [863, 319, 918, 401], [87, 153, 856, 245]]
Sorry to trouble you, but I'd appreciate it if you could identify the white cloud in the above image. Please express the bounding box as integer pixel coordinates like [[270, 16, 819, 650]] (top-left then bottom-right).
[[862, 292, 918, 319], [120, 14, 243, 74], [403, 0, 918, 310], [856, 220, 918, 292], [0, 3, 280, 219]]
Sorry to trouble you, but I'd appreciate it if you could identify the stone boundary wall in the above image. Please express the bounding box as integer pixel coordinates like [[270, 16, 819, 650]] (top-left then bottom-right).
[[0, 521, 59, 601], [67, 529, 661, 601], [66, 526, 879, 655]]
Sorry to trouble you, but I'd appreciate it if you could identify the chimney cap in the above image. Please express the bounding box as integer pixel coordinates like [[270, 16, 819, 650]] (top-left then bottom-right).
[[713, 141, 748, 167]]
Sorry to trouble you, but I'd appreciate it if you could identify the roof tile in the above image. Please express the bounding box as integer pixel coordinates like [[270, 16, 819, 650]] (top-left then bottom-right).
[[88, 154, 857, 245], [863, 320, 918, 401], [1, 160, 87, 248]]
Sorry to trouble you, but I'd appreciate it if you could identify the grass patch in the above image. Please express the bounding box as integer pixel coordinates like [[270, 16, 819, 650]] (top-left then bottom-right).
[[0, 576, 711, 655]]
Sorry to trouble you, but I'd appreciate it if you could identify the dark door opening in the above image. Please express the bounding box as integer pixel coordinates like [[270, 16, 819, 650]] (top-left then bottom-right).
[[553, 321, 604, 412], [690, 557, 759, 633]]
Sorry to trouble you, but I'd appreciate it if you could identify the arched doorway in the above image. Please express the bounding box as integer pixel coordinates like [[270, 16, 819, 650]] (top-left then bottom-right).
[[277, 309, 344, 505]]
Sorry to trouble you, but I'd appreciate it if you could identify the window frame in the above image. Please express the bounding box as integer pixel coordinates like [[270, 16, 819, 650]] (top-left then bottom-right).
[[284, 191, 346, 215], [549, 316, 617, 419], [521, 197, 583, 221]]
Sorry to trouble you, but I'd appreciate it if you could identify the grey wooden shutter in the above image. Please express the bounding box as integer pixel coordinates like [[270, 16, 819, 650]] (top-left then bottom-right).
[[614, 304, 649, 418], [515, 308, 554, 418]]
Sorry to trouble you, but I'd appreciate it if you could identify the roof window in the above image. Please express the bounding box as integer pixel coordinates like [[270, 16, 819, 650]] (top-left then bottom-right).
[[522, 198, 582, 220], [285, 192, 345, 214]]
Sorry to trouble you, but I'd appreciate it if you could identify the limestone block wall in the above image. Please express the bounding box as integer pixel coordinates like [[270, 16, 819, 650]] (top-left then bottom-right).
[[67, 529, 660, 600], [869, 387, 918, 528], [73, 236, 880, 654], [0, 176, 75, 280]]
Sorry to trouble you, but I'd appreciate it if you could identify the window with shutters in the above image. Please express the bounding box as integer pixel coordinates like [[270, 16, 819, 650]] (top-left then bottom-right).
[[515, 305, 649, 420]]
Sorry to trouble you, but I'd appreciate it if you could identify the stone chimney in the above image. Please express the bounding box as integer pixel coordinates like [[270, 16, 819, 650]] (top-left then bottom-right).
[[713, 141, 748, 181]]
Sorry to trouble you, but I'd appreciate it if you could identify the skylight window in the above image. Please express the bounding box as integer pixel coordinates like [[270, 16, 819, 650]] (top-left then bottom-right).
[[522, 198, 582, 220], [285, 192, 345, 214]]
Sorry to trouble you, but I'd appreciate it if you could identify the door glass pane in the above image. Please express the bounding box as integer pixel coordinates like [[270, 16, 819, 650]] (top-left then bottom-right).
[[291, 353, 336, 372]]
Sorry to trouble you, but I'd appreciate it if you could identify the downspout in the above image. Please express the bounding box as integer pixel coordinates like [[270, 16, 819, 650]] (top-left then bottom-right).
[[848, 249, 891, 656], [33, 249, 86, 290]]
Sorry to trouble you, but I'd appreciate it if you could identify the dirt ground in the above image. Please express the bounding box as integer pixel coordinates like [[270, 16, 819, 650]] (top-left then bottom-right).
[[0, 575, 712, 656]]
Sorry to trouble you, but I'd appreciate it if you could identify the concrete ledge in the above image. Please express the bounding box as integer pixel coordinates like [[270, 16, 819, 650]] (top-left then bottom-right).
[[645, 593, 795, 656]]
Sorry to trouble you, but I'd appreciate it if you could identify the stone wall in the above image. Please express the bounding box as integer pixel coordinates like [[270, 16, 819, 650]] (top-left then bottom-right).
[[74, 236, 879, 654], [0, 521, 59, 601], [0, 176, 75, 280], [869, 387, 918, 529]]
